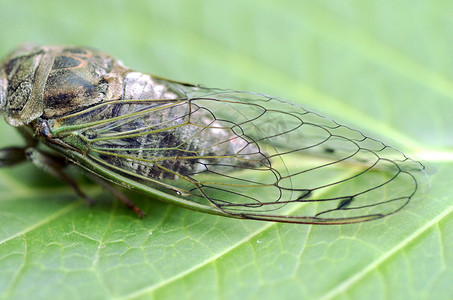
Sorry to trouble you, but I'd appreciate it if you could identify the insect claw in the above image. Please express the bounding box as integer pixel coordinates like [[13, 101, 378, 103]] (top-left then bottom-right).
[[84, 196, 96, 207], [117, 194, 146, 218], [87, 174, 145, 217], [133, 207, 146, 218]]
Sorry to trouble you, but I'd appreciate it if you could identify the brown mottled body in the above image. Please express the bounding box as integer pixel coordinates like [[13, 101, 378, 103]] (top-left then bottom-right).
[[0, 45, 178, 123]]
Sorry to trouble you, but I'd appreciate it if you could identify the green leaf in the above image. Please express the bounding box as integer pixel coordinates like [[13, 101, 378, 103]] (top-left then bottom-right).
[[0, 0, 452, 299]]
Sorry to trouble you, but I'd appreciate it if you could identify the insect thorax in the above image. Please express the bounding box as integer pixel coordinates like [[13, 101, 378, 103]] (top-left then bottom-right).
[[0, 45, 179, 126]]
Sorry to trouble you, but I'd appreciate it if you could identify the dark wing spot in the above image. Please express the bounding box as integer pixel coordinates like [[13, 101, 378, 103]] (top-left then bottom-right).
[[324, 147, 335, 154], [336, 197, 354, 209]]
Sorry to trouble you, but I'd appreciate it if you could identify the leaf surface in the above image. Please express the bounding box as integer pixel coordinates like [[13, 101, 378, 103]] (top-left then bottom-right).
[[0, 1, 451, 299]]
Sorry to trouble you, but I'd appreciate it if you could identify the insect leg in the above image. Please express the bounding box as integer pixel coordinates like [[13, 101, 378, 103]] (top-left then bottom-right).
[[24, 147, 95, 206], [86, 174, 145, 218], [0, 126, 38, 167], [0, 147, 27, 167]]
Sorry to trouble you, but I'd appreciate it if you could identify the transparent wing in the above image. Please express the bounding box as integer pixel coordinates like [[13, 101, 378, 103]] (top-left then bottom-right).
[[49, 86, 428, 224]]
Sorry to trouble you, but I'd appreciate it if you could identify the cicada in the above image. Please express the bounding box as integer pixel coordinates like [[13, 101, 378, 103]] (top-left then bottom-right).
[[0, 44, 427, 224]]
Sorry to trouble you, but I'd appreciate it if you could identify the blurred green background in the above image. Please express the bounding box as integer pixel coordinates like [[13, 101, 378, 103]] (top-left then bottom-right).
[[0, 1, 452, 299]]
